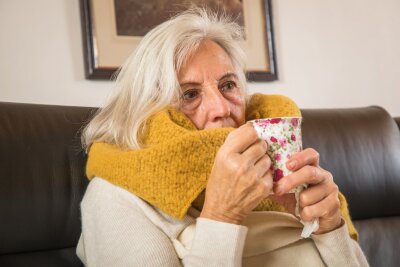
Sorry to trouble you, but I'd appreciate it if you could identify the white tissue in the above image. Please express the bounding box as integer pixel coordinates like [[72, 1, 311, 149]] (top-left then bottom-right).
[[300, 219, 319, 238], [295, 190, 319, 238]]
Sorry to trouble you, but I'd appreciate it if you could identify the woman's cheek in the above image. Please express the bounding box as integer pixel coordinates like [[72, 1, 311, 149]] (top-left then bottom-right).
[[230, 101, 245, 126], [231, 96, 246, 127]]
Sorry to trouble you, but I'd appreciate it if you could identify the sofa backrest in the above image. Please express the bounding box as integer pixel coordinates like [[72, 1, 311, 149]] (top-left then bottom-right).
[[0, 102, 95, 254], [302, 106, 400, 220], [301, 106, 400, 267]]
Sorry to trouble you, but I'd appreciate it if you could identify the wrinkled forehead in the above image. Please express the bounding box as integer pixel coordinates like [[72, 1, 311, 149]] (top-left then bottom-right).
[[177, 40, 236, 81]]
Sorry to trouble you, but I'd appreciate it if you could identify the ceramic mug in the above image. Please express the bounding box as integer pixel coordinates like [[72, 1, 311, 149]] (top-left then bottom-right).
[[251, 116, 319, 237], [251, 117, 304, 193]]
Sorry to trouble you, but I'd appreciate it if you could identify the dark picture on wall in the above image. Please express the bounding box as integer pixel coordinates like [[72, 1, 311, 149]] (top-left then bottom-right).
[[80, 0, 277, 81], [114, 0, 244, 37]]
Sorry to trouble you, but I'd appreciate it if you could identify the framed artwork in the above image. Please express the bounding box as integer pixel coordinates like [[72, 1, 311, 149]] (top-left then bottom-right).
[[80, 0, 277, 82]]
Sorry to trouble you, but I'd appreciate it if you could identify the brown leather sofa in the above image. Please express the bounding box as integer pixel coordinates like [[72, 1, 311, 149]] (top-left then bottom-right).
[[395, 117, 400, 130], [1, 102, 399, 267]]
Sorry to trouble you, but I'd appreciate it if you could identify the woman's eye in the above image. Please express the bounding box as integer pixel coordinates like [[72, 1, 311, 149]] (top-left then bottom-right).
[[221, 81, 237, 92], [182, 89, 199, 101]]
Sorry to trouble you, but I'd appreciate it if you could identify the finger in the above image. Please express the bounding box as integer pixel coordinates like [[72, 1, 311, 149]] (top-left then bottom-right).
[[241, 139, 268, 166], [260, 169, 274, 197], [225, 123, 259, 153], [253, 154, 272, 178], [286, 148, 320, 171], [274, 166, 326, 195], [300, 191, 340, 222], [299, 183, 331, 208]]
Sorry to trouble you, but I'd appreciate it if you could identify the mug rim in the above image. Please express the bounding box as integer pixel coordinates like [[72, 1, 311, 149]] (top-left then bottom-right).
[[250, 116, 302, 120]]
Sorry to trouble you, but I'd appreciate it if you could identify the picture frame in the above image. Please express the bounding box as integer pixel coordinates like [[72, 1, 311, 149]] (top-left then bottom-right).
[[80, 0, 277, 82]]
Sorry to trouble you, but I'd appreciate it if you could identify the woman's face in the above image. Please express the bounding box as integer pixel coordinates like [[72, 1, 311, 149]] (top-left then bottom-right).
[[178, 40, 246, 130]]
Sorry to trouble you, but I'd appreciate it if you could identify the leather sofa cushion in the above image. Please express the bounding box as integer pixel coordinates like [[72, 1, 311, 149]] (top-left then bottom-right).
[[0, 247, 83, 267], [354, 216, 400, 267]]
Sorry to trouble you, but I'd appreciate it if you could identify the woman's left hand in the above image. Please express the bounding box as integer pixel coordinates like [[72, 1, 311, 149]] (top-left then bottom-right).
[[274, 148, 344, 235]]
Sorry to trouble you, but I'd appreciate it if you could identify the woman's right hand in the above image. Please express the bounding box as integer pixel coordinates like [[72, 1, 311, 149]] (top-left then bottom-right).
[[200, 123, 274, 224]]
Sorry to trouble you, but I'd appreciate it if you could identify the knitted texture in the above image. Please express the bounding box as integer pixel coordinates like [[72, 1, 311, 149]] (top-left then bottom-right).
[[86, 94, 358, 240]]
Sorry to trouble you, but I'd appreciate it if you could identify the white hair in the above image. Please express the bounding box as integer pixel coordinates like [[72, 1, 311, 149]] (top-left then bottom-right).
[[82, 8, 247, 151]]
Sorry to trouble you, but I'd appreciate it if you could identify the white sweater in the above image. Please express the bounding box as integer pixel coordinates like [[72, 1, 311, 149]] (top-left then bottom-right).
[[76, 177, 369, 267]]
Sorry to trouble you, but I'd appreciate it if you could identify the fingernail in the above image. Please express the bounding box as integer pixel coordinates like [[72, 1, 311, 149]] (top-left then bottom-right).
[[287, 161, 297, 170]]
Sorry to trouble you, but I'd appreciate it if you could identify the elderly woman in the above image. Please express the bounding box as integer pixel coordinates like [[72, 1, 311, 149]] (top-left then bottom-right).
[[76, 9, 368, 267]]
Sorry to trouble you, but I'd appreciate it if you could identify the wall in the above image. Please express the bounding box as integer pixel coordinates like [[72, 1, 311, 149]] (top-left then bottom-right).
[[0, 0, 111, 107], [0, 0, 399, 115], [256, 0, 400, 116]]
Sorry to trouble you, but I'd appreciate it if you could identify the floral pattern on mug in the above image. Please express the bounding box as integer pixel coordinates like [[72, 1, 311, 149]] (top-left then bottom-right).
[[251, 117, 304, 193]]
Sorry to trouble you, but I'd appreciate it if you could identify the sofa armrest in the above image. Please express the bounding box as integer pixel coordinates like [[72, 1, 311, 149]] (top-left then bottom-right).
[[395, 117, 400, 130]]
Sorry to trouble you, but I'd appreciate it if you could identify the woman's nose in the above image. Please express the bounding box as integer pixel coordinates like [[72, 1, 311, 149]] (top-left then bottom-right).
[[203, 88, 231, 122]]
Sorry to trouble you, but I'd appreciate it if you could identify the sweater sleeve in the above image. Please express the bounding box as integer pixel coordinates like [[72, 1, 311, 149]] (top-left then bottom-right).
[[182, 218, 248, 266], [76, 178, 248, 267], [76, 179, 182, 267], [311, 221, 369, 267]]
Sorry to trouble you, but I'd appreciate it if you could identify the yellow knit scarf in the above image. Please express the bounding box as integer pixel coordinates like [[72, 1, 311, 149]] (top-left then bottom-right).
[[86, 94, 358, 240]]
